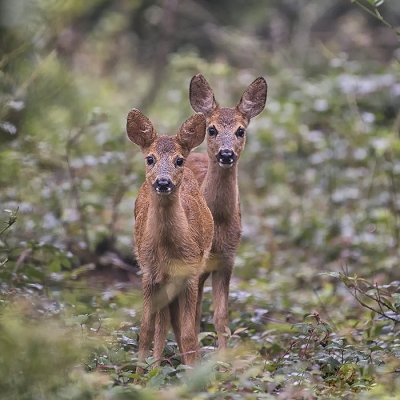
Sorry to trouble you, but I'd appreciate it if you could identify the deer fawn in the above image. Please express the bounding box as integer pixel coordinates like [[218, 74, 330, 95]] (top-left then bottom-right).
[[127, 109, 214, 373], [186, 74, 267, 349]]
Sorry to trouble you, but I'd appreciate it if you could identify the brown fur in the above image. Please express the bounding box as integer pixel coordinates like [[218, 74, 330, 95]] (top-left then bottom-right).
[[127, 109, 214, 372], [186, 74, 267, 349]]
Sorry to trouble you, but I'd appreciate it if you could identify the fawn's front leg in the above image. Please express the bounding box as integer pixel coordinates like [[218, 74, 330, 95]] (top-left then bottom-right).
[[136, 281, 157, 375], [212, 262, 233, 350], [195, 272, 210, 337], [177, 277, 200, 366], [153, 307, 170, 365]]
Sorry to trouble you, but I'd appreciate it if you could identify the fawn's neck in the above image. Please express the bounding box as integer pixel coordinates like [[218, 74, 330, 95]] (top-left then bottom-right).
[[202, 159, 239, 224], [147, 190, 189, 240]]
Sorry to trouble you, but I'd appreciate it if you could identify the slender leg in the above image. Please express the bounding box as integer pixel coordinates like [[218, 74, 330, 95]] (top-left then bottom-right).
[[136, 281, 157, 375], [195, 272, 210, 337], [178, 277, 199, 366], [153, 307, 170, 365], [169, 297, 182, 353], [211, 262, 233, 350]]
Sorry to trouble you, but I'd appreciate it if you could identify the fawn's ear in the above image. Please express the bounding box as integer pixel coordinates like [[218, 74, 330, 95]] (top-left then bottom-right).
[[189, 74, 219, 116], [176, 113, 206, 156], [236, 77, 267, 120], [126, 109, 157, 149]]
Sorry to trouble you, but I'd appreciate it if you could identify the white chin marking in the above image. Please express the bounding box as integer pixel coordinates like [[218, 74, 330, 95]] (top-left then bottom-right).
[[156, 188, 172, 195], [219, 162, 233, 169]]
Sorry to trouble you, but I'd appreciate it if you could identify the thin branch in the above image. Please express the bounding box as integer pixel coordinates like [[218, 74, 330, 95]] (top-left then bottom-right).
[[350, 0, 400, 36], [65, 127, 91, 249], [0, 207, 19, 235], [0, 51, 57, 121], [366, 157, 378, 200], [13, 248, 33, 274], [393, 108, 400, 136], [138, 0, 181, 113], [107, 151, 133, 237], [349, 285, 399, 322], [0, 42, 29, 69], [383, 152, 400, 247]]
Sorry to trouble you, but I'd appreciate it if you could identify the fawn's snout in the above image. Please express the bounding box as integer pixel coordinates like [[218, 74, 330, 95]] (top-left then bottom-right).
[[216, 149, 237, 167], [153, 177, 175, 195]]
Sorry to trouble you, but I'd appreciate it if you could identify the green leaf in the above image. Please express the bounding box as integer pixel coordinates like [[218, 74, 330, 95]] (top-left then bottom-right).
[[76, 314, 89, 324], [198, 331, 217, 342], [365, 0, 385, 6], [381, 297, 396, 311], [60, 256, 71, 269], [47, 259, 61, 273], [147, 367, 160, 378], [147, 373, 165, 389]]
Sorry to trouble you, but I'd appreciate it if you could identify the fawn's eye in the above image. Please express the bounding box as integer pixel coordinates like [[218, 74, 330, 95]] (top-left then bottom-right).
[[146, 156, 154, 165], [236, 127, 245, 138], [208, 126, 217, 136], [175, 158, 184, 167]]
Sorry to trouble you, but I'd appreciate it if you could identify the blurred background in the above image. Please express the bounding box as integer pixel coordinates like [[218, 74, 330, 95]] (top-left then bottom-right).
[[0, 0, 400, 397], [1, 0, 399, 281]]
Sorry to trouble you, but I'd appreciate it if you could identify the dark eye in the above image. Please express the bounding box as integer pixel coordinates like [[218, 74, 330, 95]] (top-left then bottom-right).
[[176, 158, 184, 167], [208, 126, 217, 136], [146, 156, 154, 165], [236, 127, 245, 138]]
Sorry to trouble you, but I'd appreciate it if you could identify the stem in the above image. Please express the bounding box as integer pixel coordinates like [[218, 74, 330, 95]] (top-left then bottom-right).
[[351, 0, 400, 36], [0, 208, 19, 235]]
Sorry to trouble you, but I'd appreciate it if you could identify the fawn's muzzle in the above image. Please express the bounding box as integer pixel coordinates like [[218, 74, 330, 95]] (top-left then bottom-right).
[[216, 149, 236, 167], [153, 178, 175, 195]]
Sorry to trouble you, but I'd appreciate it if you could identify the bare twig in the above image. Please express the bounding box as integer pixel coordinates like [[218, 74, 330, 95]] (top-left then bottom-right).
[[393, 108, 400, 136], [366, 157, 378, 200], [138, 0, 180, 113], [65, 127, 91, 249], [0, 51, 56, 121], [383, 152, 400, 247], [107, 151, 133, 237], [272, 341, 298, 376], [0, 42, 29, 69], [346, 280, 400, 322], [346, 92, 365, 135], [13, 248, 33, 274]]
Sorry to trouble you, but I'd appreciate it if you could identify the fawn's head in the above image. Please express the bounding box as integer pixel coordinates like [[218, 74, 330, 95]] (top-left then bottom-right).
[[127, 109, 206, 195], [190, 74, 267, 168]]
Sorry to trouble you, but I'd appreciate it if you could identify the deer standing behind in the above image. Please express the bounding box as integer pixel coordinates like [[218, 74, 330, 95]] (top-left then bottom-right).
[[127, 109, 214, 372], [185, 74, 268, 349]]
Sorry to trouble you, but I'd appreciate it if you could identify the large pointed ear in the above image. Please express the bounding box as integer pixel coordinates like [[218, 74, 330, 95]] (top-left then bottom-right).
[[126, 108, 157, 149], [176, 113, 206, 157], [189, 74, 219, 116], [236, 77, 267, 120]]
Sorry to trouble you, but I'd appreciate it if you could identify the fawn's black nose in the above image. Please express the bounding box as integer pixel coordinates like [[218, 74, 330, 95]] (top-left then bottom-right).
[[153, 178, 175, 194], [216, 149, 236, 166]]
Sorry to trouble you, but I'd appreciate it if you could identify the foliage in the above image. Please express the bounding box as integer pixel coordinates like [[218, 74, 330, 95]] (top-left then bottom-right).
[[1, 0, 400, 398]]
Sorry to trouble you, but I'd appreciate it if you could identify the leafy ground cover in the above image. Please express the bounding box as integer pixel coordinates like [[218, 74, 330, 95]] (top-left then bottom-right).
[[1, 0, 400, 398]]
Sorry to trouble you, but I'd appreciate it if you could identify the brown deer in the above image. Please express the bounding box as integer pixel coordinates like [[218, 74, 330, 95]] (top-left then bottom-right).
[[126, 109, 214, 373], [186, 74, 267, 349]]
